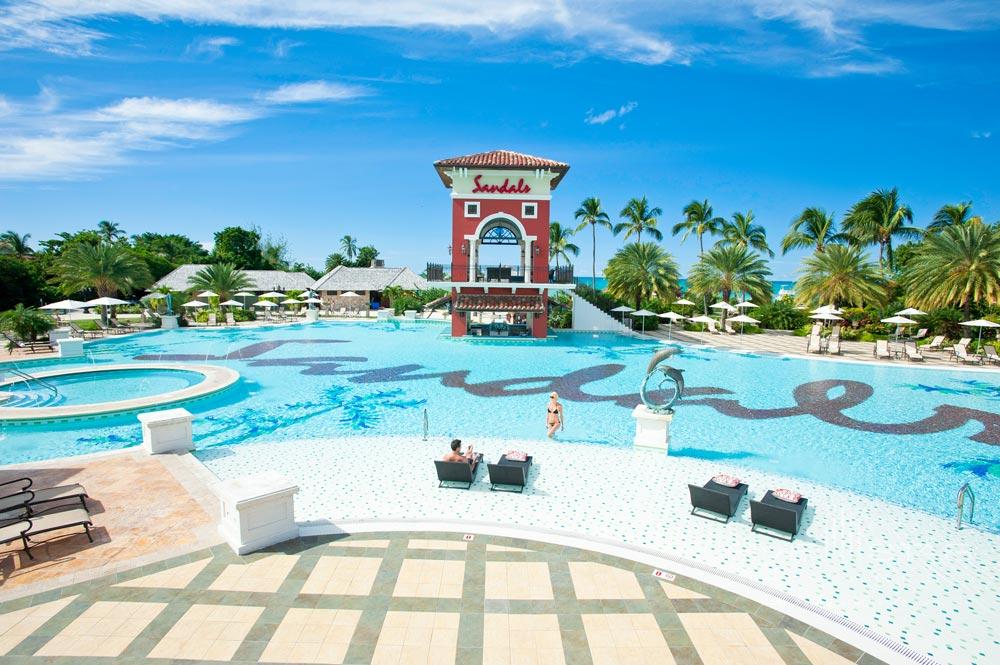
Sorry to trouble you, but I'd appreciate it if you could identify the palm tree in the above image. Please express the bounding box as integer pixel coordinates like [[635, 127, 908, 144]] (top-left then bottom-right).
[[926, 201, 983, 234], [795, 245, 885, 308], [688, 245, 772, 323], [781, 207, 845, 255], [549, 222, 580, 269], [97, 220, 125, 244], [842, 188, 921, 272], [605, 242, 680, 311], [56, 243, 152, 323], [614, 197, 663, 243], [340, 235, 359, 261], [0, 231, 33, 257], [672, 199, 725, 257], [574, 197, 613, 290], [901, 223, 1000, 316], [188, 263, 254, 302], [721, 211, 773, 257]]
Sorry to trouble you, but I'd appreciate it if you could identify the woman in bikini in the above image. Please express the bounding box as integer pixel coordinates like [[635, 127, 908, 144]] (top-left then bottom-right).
[[546, 391, 564, 438]]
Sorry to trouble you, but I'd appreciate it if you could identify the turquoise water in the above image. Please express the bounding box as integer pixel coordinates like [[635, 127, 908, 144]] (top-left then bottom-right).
[[1, 321, 998, 531], [577, 277, 796, 296], [0, 368, 203, 407]]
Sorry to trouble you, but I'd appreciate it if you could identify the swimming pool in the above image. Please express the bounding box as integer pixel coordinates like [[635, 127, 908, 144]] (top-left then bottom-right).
[[1, 320, 998, 531], [0, 367, 204, 408]]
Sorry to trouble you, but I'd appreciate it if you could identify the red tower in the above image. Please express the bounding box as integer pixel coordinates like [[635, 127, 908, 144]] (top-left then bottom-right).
[[429, 150, 574, 338]]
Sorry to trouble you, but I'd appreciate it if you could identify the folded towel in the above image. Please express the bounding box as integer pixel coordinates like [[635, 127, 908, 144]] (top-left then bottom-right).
[[772, 488, 802, 503], [711, 473, 740, 488]]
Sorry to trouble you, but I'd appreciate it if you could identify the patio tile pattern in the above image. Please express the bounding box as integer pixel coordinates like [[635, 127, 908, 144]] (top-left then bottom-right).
[[0, 530, 888, 664]]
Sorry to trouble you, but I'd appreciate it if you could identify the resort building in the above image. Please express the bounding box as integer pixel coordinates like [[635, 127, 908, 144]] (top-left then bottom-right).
[[152, 264, 314, 295], [428, 149, 577, 338], [311, 264, 427, 308]]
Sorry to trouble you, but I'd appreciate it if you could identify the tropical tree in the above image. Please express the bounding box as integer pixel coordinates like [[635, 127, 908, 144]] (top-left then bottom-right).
[[340, 235, 359, 261], [687, 245, 772, 321], [56, 243, 152, 322], [926, 201, 983, 234], [721, 211, 773, 257], [842, 188, 921, 272], [614, 197, 663, 243], [672, 199, 725, 256], [781, 207, 845, 255], [574, 197, 613, 290], [794, 245, 885, 308], [605, 242, 680, 311], [188, 263, 254, 302], [0, 231, 33, 257], [97, 220, 125, 244], [900, 223, 1000, 316], [549, 222, 580, 269], [0, 305, 55, 345], [213, 226, 264, 269]]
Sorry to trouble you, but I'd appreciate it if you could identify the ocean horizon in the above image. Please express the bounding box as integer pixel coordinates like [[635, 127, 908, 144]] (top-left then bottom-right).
[[575, 277, 796, 297]]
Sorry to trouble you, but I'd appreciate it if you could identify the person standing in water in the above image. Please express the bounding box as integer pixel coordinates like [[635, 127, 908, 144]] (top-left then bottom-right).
[[546, 391, 564, 438]]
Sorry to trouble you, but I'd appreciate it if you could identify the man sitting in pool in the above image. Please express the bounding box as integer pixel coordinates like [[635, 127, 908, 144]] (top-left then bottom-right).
[[443, 439, 482, 469]]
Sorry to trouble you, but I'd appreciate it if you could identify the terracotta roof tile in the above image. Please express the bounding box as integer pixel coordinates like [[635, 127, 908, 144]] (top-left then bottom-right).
[[434, 150, 568, 169]]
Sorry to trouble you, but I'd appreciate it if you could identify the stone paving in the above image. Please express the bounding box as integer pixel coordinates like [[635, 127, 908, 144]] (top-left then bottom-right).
[[0, 531, 884, 664]]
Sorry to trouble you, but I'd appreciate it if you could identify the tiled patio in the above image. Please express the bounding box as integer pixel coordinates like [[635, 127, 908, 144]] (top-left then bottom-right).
[[0, 531, 883, 664]]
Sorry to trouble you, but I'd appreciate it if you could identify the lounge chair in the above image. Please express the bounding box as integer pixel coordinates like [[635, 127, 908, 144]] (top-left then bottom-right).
[[750, 490, 808, 541], [923, 335, 945, 351], [2, 331, 52, 354], [984, 345, 1000, 366], [96, 320, 125, 335], [0, 478, 89, 513], [723, 321, 737, 335], [207, 312, 218, 326], [904, 341, 924, 362], [225, 312, 236, 326], [948, 338, 971, 359], [69, 322, 102, 339], [688, 479, 748, 523], [110, 319, 136, 333], [806, 334, 822, 354], [874, 339, 892, 360], [953, 345, 979, 364], [706, 320, 722, 335], [434, 455, 483, 490], [827, 332, 841, 355], [0, 505, 94, 560], [487, 455, 533, 493], [912, 328, 928, 341]]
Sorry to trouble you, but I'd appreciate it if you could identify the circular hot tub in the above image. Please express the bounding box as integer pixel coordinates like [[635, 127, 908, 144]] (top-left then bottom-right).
[[0, 364, 240, 421]]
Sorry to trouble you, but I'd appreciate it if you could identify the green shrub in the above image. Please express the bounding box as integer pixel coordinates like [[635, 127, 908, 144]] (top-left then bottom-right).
[[923, 307, 963, 338], [0, 305, 56, 342], [756, 299, 808, 330]]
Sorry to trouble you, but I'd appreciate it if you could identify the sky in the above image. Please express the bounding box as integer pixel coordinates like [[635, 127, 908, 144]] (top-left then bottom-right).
[[0, 1, 998, 279]]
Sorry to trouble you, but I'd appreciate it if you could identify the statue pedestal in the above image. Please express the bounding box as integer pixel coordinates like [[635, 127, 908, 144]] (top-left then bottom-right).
[[57, 338, 85, 358], [304, 310, 319, 323], [138, 408, 194, 454], [50, 328, 72, 342], [160, 315, 179, 329], [631, 404, 672, 451], [217, 473, 299, 554]]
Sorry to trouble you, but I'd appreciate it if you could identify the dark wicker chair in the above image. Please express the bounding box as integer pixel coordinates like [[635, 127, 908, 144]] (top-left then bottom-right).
[[434, 456, 482, 490], [750, 491, 809, 541], [688, 479, 748, 523], [487, 455, 533, 493]]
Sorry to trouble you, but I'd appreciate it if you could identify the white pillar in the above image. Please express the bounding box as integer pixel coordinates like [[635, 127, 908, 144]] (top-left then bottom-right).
[[217, 473, 299, 554], [525, 239, 533, 282], [304, 309, 319, 322], [56, 338, 84, 358], [137, 408, 194, 454], [49, 328, 72, 342], [631, 404, 672, 451], [160, 315, 179, 329]]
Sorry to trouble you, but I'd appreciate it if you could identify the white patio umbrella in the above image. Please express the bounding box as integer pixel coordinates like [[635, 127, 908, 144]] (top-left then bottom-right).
[[658, 311, 686, 340], [673, 298, 695, 306], [302, 297, 323, 304], [735, 300, 757, 309], [340, 291, 362, 298], [630, 309, 656, 333], [881, 315, 917, 341], [729, 313, 760, 336], [254, 300, 277, 307], [610, 304, 634, 323], [181, 300, 208, 308], [219, 299, 243, 307], [85, 296, 129, 324], [280, 298, 303, 305], [710, 301, 737, 313], [811, 304, 842, 315], [197, 290, 218, 298], [259, 291, 284, 299], [40, 299, 87, 310], [809, 313, 843, 323], [233, 291, 254, 308], [895, 307, 926, 317], [689, 314, 717, 332], [960, 319, 1000, 354]]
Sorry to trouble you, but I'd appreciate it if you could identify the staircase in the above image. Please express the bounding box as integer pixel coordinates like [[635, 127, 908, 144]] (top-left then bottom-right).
[[0, 389, 66, 407], [570, 293, 635, 335]]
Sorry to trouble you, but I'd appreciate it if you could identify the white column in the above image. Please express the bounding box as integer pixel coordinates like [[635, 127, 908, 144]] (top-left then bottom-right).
[[137, 408, 194, 454], [57, 338, 84, 358], [525, 239, 533, 282], [631, 404, 673, 451], [217, 473, 299, 554]]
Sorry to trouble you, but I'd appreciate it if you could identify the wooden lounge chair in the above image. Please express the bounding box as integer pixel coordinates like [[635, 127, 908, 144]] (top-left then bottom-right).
[[688, 479, 748, 523], [434, 455, 483, 490], [2, 331, 52, 354], [912, 328, 928, 341], [750, 490, 808, 541], [69, 322, 102, 339], [923, 335, 945, 351], [953, 345, 979, 364], [984, 345, 1000, 366], [904, 341, 924, 362], [0, 478, 88, 513], [225, 312, 236, 326], [0, 505, 94, 560], [487, 455, 533, 493], [874, 339, 892, 359]]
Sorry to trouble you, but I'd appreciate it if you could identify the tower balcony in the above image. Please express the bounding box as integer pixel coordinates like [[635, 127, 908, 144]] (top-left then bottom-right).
[[425, 262, 574, 287]]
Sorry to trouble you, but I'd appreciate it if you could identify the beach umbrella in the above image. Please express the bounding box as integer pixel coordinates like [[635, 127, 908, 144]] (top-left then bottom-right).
[[729, 313, 760, 336], [809, 313, 843, 324], [85, 296, 130, 324], [689, 314, 716, 332], [710, 301, 737, 312], [610, 304, 634, 323], [197, 290, 218, 298], [673, 298, 695, 306], [341, 291, 362, 298], [658, 311, 686, 340], [895, 307, 926, 317], [181, 300, 208, 308], [219, 299, 243, 307], [811, 304, 842, 315], [630, 309, 656, 333], [960, 319, 1000, 354], [882, 315, 917, 341], [735, 300, 757, 309], [41, 299, 87, 311], [233, 292, 254, 297], [259, 291, 284, 299], [280, 298, 303, 305], [254, 300, 277, 307]]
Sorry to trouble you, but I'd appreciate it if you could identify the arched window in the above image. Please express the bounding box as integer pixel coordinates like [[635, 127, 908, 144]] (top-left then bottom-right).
[[480, 224, 519, 245]]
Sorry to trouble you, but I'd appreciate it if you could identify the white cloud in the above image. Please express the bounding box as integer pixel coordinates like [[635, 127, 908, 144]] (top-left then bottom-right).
[[585, 101, 638, 125], [97, 97, 257, 124], [261, 81, 369, 104], [971, 130, 992, 140], [186, 35, 240, 58], [0, 96, 10, 117], [270, 38, 303, 58]]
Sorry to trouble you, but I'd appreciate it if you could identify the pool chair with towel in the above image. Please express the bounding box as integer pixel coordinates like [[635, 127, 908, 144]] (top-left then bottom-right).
[[750, 489, 808, 542], [904, 341, 924, 362], [487, 452, 533, 493], [827, 328, 842, 355], [0, 477, 89, 514], [434, 455, 483, 490], [0, 504, 94, 560], [874, 339, 893, 360], [688, 474, 748, 523]]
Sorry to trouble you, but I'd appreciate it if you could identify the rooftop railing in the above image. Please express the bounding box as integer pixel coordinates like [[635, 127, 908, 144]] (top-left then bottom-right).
[[425, 262, 573, 284]]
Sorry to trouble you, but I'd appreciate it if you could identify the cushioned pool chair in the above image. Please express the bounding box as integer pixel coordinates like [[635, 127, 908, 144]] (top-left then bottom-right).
[[434, 457, 481, 490], [923, 335, 945, 351], [874, 339, 892, 359], [0, 504, 94, 560], [984, 345, 1000, 366], [688, 479, 748, 523], [952, 345, 979, 364], [904, 341, 924, 362], [750, 491, 808, 541], [487, 455, 533, 493], [0, 477, 89, 513]]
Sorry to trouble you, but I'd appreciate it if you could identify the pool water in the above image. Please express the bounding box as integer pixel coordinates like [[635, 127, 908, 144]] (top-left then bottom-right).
[[0, 368, 204, 408], [1, 320, 998, 531]]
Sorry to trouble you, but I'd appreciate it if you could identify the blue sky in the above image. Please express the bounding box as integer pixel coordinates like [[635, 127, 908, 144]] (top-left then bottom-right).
[[0, 1, 997, 279]]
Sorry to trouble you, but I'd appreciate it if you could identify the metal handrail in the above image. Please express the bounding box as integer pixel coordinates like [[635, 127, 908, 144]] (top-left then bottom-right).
[[422, 408, 429, 441], [6, 365, 59, 397], [957, 482, 975, 529]]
